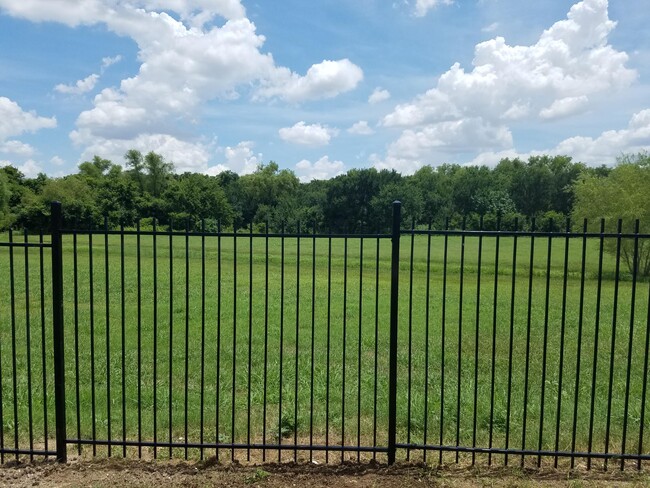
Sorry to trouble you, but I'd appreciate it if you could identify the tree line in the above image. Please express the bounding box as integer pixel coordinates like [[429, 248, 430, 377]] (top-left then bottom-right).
[[0, 150, 647, 234]]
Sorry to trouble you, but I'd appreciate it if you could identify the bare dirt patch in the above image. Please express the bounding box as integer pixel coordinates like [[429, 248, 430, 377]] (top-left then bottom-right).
[[2, 458, 650, 488]]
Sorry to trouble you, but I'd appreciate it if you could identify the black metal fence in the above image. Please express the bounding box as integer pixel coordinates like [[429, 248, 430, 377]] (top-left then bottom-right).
[[1, 201, 649, 470]]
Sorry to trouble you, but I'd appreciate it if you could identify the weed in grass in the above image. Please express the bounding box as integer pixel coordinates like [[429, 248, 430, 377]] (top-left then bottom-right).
[[244, 468, 270, 484]]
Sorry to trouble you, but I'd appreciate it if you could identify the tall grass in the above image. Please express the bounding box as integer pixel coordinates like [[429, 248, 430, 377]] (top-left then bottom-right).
[[0, 229, 648, 463]]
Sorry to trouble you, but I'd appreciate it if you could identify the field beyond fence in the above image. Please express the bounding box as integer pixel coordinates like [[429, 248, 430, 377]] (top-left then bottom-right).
[[1, 202, 650, 470]]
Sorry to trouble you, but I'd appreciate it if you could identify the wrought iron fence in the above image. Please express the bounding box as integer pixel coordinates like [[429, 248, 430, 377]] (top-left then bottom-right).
[[1, 201, 649, 470]]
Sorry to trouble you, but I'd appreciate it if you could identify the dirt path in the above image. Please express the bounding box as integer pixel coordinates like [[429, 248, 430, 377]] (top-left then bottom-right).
[[2, 458, 650, 488]]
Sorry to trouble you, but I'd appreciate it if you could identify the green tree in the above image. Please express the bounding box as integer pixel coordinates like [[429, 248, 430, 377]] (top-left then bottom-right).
[[450, 165, 494, 215], [406, 165, 454, 222], [324, 168, 389, 231], [124, 149, 146, 192], [0, 165, 37, 228], [572, 152, 650, 276], [95, 169, 141, 226], [144, 151, 174, 198], [237, 162, 299, 228], [78, 155, 114, 180], [163, 172, 233, 227], [0, 170, 9, 228], [471, 189, 517, 216]]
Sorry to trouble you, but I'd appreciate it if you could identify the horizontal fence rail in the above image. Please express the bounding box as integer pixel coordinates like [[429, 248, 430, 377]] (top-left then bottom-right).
[[1, 201, 649, 470]]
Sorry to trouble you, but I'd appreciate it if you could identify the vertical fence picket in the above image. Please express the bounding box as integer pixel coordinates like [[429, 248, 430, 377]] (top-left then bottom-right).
[[247, 223, 254, 462], [621, 220, 640, 470], [278, 223, 284, 463], [341, 233, 348, 462], [89, 224, 97, 456], [423, 221, 432, 464], [0, 236, 4, 465], [104, 217, 112, 457], [168, 219, 174, 459], [309, 224, 316, 462], [184, 220, 190, 460], [9, 228, 18, 460], [372, 229, 381, 461], [137, 220, 142, 458], [554, 219, 571, 468], [639, 265, 650, 470], [604, 219, 624, 470], [504, 217, 519, 466], [471, 216, 484, 466], [231, 224, 237, 462], [199, 219, 206, 461], [406, 219, 415, 461], [587, 219, 606, 470], [440, 216, 450, 466], [537, 221, 553, 468], [488, 215, 501, 465], [357, 234, 364, 462], [215, 220, 222, 460], [39, 229, 49, 457], [152, 217, 158, 459], [387, 201, 401, 465], [120, 223, 127, 458], [262, 221, 269, 462], [294, 223, 301, 463], [325, 230, 332, 463], [570, 219, 588, 469], [456, 217, 466, 464], [50, 202, 67, 462], [23, 230, 34, 460], [521, 218, 537, 467], [73, 222, 81, 456]]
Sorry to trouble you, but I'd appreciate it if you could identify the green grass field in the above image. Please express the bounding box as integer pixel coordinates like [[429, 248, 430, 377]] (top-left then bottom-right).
[[1, 230, 649, 463]]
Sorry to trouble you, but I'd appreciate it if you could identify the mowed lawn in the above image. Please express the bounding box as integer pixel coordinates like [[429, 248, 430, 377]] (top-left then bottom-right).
[[1, 229, 649, 462]]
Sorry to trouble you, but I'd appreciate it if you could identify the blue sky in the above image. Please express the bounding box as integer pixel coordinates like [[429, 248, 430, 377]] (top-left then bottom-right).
[[1, 0, 649, 180]]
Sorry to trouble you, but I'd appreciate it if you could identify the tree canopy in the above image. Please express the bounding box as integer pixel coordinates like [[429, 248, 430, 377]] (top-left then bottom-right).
[[0, 151, 625, 234], [572, 151, 650, 276]]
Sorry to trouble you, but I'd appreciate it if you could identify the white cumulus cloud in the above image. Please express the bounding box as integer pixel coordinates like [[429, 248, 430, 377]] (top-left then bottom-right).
[[206, 141, 262, 175], [72, 131, 213, 173], [101, 55, 122, 70], [55, 56, 122, 96], [279, 122, 339, 146], [0, 96, 56, 141], [375, 118, 513, 174], [385, 0, 635, 129], [55, 74, 100, 95], [468, 109, 650, 167], [376, 0, 637, 174], [368, 87, 390, 104], [0, 140, 36, 157], [0, 0, 246, 26], [553, 109, 650, 164], [413, 0, 454, 17], [0, 0, 362, 169], [482, 22, 499, 33], [295, 156, 345, 182], [539, 96, 590, 120], [257, 59, 363, 103], [347, 121, 374, 135]]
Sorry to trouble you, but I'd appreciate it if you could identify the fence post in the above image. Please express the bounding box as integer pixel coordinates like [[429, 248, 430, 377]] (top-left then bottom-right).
[[387, 201, 401, 465], [51, 201, 67, 462]]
